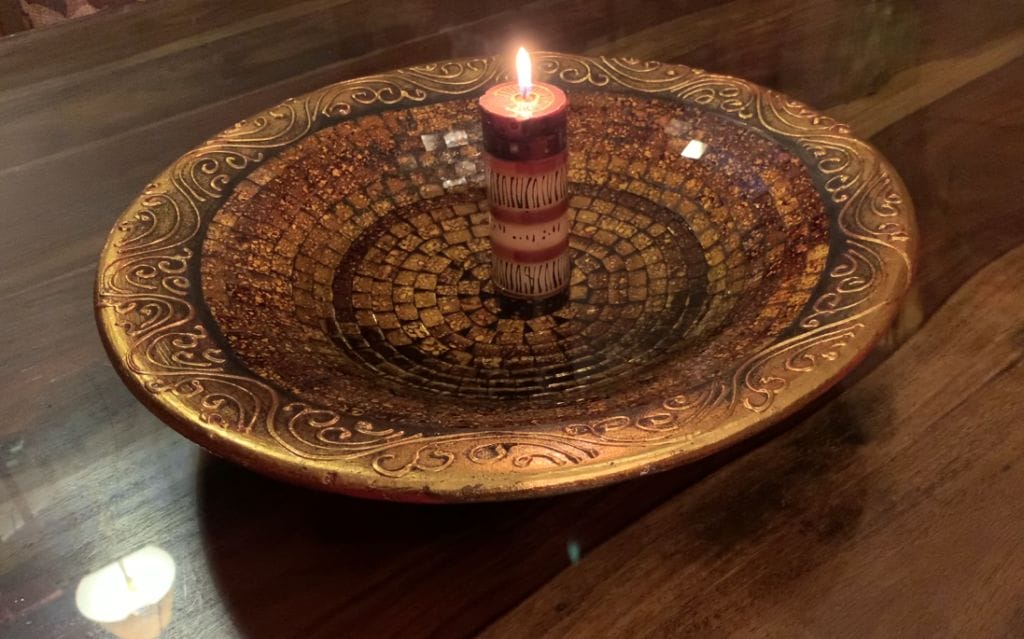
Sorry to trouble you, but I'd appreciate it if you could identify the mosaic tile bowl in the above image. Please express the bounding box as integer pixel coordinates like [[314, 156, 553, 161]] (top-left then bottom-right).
[[96, 54, 915, 501]]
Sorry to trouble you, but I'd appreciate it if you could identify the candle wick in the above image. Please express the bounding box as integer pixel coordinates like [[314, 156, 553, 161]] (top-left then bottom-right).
[[118, 559, 137, 592]]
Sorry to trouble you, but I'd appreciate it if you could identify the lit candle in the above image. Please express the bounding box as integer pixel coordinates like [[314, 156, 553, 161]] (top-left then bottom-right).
[[479, 47, 570, 300], [75, 545, 176, 639]]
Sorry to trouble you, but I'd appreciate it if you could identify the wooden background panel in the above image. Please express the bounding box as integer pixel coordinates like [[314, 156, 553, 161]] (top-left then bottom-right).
[[0, 0, 357, 86], [4, 0, 1024, 170], [0, 0, 729, 170], [869, 57, 1024, 321]]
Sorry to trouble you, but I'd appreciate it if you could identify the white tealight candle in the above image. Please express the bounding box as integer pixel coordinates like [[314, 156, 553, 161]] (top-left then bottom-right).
[[76, 545, 176, 639]]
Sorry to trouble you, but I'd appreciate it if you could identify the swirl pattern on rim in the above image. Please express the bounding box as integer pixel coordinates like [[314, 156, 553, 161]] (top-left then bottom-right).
[[95, 54, 914, 497]]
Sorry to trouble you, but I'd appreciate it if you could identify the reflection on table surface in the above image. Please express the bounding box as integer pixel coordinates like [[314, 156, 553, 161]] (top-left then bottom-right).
[[76, 546, 175, 639]]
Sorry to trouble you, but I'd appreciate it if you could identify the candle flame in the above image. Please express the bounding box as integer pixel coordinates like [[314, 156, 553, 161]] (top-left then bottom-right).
[[516, 47, 532, 97]]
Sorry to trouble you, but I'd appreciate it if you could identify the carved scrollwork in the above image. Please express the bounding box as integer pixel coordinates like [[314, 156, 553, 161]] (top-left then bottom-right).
[[96, 54, 914, 492]]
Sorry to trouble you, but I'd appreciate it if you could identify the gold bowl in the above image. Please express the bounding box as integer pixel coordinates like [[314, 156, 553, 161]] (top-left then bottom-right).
[[96, 53, 915, 501]]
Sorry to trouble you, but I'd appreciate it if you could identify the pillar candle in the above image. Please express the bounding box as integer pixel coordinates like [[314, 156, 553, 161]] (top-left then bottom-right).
[[478, 48, 570, 300]]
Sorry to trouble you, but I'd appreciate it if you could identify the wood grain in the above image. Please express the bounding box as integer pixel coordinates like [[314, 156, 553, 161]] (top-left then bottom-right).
[[0, 0, 28, 36], [481, 241, 1024, 639], [4, 0, 1024, 171], [828, 27, 1024, 137], [0, 1, 1022, 638]]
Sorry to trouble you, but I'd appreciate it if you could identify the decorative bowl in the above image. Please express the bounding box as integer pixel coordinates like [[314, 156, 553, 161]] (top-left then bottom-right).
[[96, 53, 915, 501]]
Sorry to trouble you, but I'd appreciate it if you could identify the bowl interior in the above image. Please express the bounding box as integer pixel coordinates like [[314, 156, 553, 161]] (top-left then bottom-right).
[[200, 92, 830, 430]]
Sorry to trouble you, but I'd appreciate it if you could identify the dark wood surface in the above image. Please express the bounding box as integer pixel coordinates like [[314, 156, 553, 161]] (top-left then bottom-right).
[[1, 1, 1022, 637]]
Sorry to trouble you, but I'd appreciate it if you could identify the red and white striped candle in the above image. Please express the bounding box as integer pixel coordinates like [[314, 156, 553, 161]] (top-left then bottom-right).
[[479, 48, 570, 300]]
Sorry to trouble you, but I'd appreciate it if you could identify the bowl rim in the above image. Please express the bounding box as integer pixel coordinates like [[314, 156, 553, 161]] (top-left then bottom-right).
[[95, 52, 917, 502]]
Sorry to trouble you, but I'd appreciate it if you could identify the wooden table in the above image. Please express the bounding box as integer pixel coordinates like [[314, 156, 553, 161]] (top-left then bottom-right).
[[2, 1, 1023, 637]]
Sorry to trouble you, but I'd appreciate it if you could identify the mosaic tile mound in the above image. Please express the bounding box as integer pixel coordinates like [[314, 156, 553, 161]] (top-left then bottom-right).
[[201, 93, 829, 417]]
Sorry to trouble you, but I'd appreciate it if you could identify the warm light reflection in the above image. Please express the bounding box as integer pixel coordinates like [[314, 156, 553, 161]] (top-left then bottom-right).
[[0, 435, 55, 543], [516, 46, 532, 97], [75, 545, 176, 639], [681, 139, 707, 160]]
